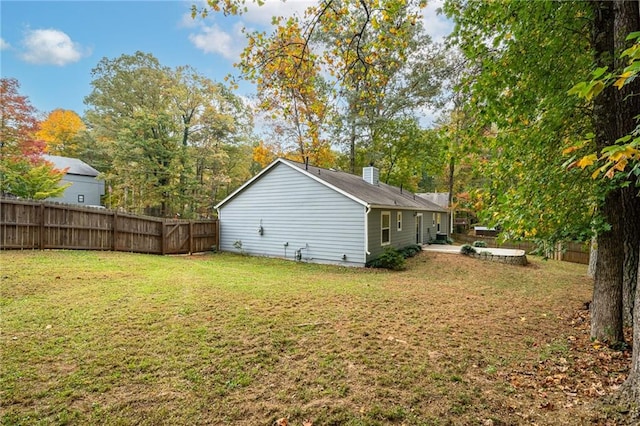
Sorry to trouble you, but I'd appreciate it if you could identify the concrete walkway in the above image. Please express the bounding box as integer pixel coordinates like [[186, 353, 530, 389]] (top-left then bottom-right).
[[422, 245, 526, 257]]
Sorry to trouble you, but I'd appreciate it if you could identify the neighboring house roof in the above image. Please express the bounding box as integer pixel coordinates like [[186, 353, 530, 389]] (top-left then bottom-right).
[[417, 192, 450, 209], [43, 155, 100, 177], [216, 158, 447, 212]]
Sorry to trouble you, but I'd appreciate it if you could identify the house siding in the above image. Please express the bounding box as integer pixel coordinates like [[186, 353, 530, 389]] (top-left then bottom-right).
[[425, 211, 450, 241], [218, 164, 367, 266], [367, 208, 421, 261], [366, 209, 450, 261], [47, 174, 105, 206]]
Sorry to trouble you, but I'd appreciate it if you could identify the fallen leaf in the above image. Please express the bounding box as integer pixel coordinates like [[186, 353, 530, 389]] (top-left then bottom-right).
[[540, 401, 555, 410]]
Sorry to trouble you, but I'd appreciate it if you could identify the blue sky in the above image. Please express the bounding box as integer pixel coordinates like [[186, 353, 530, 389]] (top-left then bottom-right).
[[1, 0, 452, 119]]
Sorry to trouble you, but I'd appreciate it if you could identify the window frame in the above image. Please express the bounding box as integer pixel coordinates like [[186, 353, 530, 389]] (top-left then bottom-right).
[[381, 211, 391, 246], [77, 194, 85, 203], [397, 211, 403, 232]]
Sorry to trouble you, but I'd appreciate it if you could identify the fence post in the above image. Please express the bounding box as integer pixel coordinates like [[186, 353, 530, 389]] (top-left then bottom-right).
[[113, 211, 118, 251], [189, 221, 194, 255], [39, 202, 45, 250], [216, 219, 220, 251], [161, 220, 167, 255]]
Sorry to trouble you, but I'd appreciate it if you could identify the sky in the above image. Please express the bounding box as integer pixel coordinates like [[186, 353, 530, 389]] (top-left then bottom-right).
[[1, 0, 453, 120]]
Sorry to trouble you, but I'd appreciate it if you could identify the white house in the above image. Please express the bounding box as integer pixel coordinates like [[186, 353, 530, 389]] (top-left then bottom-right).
[[215, 158, 449, 267], [44, 155, 105, 206]]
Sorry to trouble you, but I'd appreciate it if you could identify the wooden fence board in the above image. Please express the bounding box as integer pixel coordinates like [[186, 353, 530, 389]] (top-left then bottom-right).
[[0, 199, 218, 255]]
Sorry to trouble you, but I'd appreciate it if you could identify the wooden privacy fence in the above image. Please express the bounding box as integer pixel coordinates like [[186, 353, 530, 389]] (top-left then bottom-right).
[[452, 233, 590, 265], [0, 199, 218, 255]]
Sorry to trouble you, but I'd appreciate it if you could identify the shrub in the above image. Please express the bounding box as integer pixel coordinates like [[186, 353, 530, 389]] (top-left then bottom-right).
[[367, 247, 407, 270], [399, 244, 422, 258], [472, 240, 488, 248], [460, 244, 477, 255]]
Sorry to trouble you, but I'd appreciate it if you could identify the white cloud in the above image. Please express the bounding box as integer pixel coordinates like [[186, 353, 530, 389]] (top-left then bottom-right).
[[422, 0, 453, 44], [0, 38, 10, 50], [179, 7, 202, 29], [186, 0, 314, 60], [20, 29, 88, 66], [189, 22, 246, 60], [242, 0, 316, 26]]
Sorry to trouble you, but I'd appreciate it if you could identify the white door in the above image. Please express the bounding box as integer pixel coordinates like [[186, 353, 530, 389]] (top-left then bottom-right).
[[415, 214, 423, 244]]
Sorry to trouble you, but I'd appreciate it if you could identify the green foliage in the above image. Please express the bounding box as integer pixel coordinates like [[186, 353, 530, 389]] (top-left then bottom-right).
[[472, 241, 487, 248], [0, 158, 69, 200], [460, 244, 476, 256], [84, 52, 253, 218], [399, 244, 423, 258], [367, 244, 424, 270], [566, 32, 640, 180], [367, 247, 407, 271], [443, 0, 599, 245]]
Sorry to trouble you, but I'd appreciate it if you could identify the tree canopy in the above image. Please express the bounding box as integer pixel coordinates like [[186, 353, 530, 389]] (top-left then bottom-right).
[[83, 52, 254, 217], [0, 78, 68, 200]]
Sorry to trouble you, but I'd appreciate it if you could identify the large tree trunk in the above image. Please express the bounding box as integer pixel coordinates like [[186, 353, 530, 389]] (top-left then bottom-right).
[[622, 189, 640, 326], [615, 0, 640, 327], [592, 190, 625, 344], [590, 0, 625, 345], [614, 0, 640, 406], [588, 236, 597, 279], [622, 255, 640, 406]]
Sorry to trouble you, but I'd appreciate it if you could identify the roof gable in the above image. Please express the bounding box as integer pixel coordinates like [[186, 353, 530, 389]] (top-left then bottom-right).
[[43, 155, 100, 177], [215, 158, 447, 212]]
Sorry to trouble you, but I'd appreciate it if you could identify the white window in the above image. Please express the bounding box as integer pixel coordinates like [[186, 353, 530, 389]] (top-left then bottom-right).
[[397, 211, 403, 231], [437, 213, 442, 232], [432, 213, 436, 227], [78, 195, 85, 203], [381, 211, 391, 245]]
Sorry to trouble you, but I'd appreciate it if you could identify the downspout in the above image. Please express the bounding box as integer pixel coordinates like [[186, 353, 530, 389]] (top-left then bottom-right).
[[450, 207, 454, 236], [364, 205, 371, 258], [215, 207, 221, 251]]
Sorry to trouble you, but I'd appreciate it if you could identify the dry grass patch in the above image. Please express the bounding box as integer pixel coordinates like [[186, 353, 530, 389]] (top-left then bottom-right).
[[0, 250, 630, 425]]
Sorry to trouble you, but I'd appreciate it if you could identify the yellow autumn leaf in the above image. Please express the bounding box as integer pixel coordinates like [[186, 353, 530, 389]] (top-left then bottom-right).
[[613, 158, 628, 172], [576, 154, 598, 169], [605, 166, 616, 179], [613, 71, 633, 89], [562, 145, 580, 155]]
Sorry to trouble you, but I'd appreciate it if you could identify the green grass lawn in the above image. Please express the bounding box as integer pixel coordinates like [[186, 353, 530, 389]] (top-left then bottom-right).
[[0, 250, 629, 425]]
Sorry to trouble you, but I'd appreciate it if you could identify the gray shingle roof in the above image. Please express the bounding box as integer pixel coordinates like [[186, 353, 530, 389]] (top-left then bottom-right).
[[416, 192, 450, 209], [43, 155, 100, 177], [284, 159, 447, 212]]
